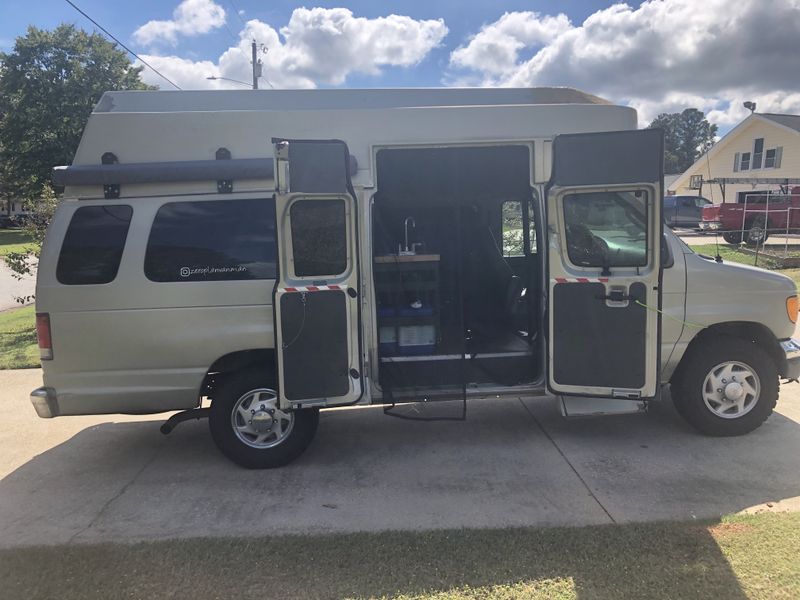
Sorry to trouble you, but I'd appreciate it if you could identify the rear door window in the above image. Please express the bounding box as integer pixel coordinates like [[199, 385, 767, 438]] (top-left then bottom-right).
[[289, 199, 347, 277], [563, 190, 648, 268], [145, 198, 277, 282], [56, 205, 132, 285]]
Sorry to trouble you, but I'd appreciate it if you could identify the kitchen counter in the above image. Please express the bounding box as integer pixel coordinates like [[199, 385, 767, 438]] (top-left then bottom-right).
[[374, 254, 440, 264]]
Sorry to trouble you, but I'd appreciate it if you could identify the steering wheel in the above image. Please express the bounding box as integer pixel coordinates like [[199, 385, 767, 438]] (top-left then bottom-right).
[[566, 224, 609, 266]]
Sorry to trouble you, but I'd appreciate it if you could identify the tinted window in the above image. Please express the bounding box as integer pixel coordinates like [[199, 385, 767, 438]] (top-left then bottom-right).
[[57, 205, 132, 285], [290, 199, 347, 276], [563, 190, 648, 268], [663, 197, 676, 209], [145, 199, 276, 282]]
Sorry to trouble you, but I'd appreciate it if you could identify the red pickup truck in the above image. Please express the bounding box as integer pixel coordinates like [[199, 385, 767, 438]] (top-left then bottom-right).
[[700, 186, 800, 245]]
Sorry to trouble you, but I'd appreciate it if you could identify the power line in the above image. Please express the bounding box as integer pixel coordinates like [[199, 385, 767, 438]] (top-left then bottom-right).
[[63, 0, 182, 90], [227, 0, 248, 28]]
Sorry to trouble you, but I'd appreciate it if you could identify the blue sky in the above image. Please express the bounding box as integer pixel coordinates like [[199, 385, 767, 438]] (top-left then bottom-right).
[[2, 0, 799, 131]]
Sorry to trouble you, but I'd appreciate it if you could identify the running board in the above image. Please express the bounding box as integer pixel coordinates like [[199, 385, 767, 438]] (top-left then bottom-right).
[[559, 396, 647, 418]]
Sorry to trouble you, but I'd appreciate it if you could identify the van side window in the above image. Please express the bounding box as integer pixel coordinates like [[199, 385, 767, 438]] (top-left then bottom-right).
[[56, 205, 133, 285], [563, 190, 648, 268], [290, 199, 347, 276], [145, 199, 276, 282], [502, 200, 536, 256]]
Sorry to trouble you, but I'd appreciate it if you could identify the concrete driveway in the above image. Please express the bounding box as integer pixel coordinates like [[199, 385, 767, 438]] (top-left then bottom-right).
[[0, 263, 35, 310], [1, 369, 799, 548]]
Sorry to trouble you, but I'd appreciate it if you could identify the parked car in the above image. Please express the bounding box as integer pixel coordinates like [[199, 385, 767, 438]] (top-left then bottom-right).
[[700, 187, 800, 245], [663, 195, 712, 229]]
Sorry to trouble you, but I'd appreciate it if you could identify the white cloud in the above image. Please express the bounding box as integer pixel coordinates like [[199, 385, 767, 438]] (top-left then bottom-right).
[[133, 0, 227, 46], [448, 0, 800, 129], [450, 11, 571, 78], [137, 7, 448, 89]]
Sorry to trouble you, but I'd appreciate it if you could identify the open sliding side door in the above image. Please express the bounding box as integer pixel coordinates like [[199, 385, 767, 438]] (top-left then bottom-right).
[[272, 139, 362, 409], [546, 129, 664, 399]]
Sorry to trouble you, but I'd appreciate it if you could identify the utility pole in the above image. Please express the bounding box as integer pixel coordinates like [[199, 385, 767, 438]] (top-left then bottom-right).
[[251, 39, 261, 90]]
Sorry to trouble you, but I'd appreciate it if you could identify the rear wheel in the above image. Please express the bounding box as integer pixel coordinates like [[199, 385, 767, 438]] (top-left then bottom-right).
[[745, 217, 769, 246], [209, 369, 319, 468], [671, 336, 777, 436]]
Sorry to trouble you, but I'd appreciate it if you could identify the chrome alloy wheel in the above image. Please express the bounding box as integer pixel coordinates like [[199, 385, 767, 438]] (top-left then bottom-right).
[[702, 361, 761, 419], [230, 388, 294, 448]]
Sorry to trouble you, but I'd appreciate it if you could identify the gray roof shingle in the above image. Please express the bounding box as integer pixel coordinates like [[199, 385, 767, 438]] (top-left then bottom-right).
[[760, 113, 800, 133]]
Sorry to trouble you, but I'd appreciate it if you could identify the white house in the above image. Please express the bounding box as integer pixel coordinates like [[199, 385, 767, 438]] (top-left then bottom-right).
[[670, 112, 800, 203]]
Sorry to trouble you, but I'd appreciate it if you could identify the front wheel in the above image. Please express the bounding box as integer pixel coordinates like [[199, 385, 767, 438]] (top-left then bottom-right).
[[209, 370, 319, 468], [722, 230, 743, 244], [671, 336, 777, 436]]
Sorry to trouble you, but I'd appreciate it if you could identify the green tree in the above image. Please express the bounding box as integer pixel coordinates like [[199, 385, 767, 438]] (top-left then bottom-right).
[[0, 24, 154, 202], [648, 108, 718, 173], [0, 25, 154, 292]]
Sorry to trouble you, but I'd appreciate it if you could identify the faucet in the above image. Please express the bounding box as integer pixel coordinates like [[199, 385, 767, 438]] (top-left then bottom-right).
[[403, 216, 416, 254]]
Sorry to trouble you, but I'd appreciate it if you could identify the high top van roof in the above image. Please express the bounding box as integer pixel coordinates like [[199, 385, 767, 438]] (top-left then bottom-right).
[[93, 87, 612, 114], [63, 87, 636, 197]]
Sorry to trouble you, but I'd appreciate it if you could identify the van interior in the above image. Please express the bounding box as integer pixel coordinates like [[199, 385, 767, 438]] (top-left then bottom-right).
[[372, 145, 542, 397]]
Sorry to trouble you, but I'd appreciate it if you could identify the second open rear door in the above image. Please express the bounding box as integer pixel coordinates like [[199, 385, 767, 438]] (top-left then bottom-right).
[[546, 129, 664, 399]]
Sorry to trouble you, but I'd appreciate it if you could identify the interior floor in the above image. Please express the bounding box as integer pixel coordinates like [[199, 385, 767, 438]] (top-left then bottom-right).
[[372, 145, 542, 392]]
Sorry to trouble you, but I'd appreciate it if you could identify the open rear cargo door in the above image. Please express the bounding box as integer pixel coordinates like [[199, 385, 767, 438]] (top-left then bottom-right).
[[546, 129, 664, 399], [272, 139, 362, 408]]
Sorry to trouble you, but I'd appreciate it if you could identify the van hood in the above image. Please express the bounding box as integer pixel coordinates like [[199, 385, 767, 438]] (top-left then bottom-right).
[[686, 252, 797, 294]]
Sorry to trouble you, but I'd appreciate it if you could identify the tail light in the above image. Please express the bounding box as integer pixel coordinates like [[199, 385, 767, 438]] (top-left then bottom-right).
[[35, 313, 53, 360], [701, 205, 720, 221], [787, 296, 799, 324]]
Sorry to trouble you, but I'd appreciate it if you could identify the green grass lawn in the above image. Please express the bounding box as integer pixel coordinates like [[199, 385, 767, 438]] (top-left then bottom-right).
[[0, 228, 33, 257], [0, 305, 39, 369], [0, 512, 798, 599]]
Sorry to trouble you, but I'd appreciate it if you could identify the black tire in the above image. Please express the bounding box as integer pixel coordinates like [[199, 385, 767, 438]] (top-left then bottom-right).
[[722, 231, 743, 244], [745, 217, 769, 246], [209, 369, 319, 468], [671, 335, 778, 436]]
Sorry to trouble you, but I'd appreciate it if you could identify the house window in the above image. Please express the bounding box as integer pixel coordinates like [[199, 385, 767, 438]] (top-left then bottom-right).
[[740, 152, 751, 171], [764, 147, 783, 169], [752, 138, 764, 169]]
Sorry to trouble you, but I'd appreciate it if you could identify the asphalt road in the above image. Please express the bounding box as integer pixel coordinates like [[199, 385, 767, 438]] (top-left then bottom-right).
[[1, 369, 798, 548]]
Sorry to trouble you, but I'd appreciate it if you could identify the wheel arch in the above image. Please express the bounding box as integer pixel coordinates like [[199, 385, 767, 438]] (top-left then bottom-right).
[[672, 321, 787, 382], [200, 349, 277, 399]]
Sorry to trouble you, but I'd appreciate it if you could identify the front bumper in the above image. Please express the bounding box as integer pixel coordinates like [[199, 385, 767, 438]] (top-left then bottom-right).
[[780, 339, 800, 381], [30, 387, 60, 418], [699, 220, 721, 231]]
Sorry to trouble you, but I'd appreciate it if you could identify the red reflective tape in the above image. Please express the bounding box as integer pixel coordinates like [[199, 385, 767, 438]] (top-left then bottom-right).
[[307, 286, 319, 292], [555, 277, 567, 283], [284, 287, 298, 292], [328, 285, 341, 290], [599, 278, 609, 283], [576, 277, 589, 283]]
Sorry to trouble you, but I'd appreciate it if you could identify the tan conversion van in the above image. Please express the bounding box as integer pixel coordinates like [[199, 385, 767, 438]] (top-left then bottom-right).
[[30, 88, 800, 468]]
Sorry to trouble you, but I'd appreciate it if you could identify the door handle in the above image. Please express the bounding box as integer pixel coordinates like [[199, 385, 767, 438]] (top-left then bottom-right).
[[596, 290, 629, 302]]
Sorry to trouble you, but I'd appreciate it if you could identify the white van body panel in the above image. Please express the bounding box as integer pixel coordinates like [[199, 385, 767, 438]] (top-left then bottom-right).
[[32, 88, 799, 418], [36, 194, 275, 415]]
